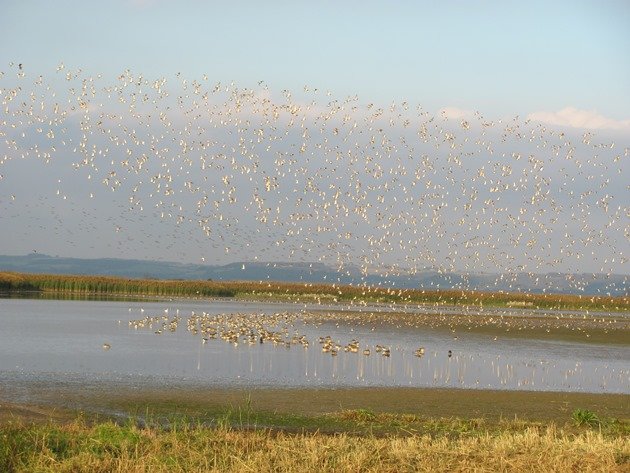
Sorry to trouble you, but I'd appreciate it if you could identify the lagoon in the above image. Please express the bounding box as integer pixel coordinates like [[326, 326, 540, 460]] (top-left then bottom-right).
[[0, 297, 628, 404]]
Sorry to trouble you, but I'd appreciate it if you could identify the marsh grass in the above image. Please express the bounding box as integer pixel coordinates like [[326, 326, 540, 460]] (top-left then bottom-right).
[[1, 414, 628, 473], [1, 271, 627, 312]]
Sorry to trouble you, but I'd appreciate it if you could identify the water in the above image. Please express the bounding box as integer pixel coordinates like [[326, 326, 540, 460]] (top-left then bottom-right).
[[0, 298, 628, 396]]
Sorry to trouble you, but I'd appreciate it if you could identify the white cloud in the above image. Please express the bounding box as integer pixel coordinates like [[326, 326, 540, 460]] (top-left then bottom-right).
[[527, 107, 630, 132], [438, 107, 474, 120]]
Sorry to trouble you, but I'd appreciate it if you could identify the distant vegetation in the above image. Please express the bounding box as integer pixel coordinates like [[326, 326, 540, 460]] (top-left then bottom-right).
[[0, 272, 235, 298], [0, 271, 627, 312], [1, 253, 628, 297]]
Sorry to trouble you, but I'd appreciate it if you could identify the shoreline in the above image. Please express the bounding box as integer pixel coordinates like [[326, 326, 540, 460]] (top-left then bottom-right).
[[2, 385, 628, 426], [2, 390, 627, 472]]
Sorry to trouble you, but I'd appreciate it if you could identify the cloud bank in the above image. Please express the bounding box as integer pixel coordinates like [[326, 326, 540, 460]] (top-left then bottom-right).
[[527, 107, 630, 132]]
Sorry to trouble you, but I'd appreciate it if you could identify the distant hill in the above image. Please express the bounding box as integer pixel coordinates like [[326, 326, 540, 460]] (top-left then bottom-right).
[[0, 253, 627, 296]]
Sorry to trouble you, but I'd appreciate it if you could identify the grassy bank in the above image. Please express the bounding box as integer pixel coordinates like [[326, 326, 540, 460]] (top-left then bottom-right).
[[1, 271, 627, 312], [1, 411, 628, 472], [2, 388, 628, 471]]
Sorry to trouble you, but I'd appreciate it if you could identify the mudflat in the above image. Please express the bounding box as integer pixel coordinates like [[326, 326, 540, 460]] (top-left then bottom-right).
[[2, 386, 628, 426]]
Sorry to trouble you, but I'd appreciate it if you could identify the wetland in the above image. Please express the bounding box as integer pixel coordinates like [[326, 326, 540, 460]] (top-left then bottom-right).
[[1, 291, 628, 471], [0, 292, 628, 418]]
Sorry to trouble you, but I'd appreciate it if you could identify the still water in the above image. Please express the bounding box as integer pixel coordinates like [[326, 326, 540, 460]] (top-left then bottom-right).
[[0, 298, 628, 394]]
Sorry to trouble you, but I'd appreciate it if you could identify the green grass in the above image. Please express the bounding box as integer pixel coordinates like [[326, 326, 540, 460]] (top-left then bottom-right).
[[114, 404, 630, 439], [572, 408, 602, 427]]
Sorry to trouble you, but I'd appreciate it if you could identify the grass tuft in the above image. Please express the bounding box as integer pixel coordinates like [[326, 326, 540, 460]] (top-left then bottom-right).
[[572, 408, 601, 427]]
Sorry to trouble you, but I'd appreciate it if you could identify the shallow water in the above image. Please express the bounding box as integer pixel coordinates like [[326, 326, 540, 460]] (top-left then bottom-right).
[[0, 298, 628, 397]]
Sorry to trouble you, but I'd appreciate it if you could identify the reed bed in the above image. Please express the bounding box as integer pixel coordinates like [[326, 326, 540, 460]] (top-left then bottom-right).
[[0, 271, 627, 311], [0, 272, 235, 298], [1, 418, 628, 473]]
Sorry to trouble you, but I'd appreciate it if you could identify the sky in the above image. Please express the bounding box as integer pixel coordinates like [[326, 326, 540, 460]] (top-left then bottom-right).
[[2, 0, 629, 118], [0, 1, 628, 280]]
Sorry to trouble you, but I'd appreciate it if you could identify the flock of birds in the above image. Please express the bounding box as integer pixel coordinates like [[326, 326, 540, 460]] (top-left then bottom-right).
[[126, 310, 434, 362], [304, 305, 629, 338], [124, 304, 628, 357], [0, 63, 628, 294], [121, 308, 628, 390]]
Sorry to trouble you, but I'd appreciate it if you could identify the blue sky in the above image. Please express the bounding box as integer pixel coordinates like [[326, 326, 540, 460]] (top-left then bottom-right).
[[0, 1, 628, 279], [1, 0, 629, 121]]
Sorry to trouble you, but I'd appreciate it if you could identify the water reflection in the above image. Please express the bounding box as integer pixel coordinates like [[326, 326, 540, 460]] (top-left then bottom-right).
[[0, 298, 628, 393]]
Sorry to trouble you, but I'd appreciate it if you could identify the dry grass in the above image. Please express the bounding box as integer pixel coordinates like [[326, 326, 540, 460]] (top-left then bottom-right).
[[1, 419, 628, 472]]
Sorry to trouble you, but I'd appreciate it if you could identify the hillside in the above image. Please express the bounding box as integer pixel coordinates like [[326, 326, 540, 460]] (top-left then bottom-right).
[[0, 253, 627, 296]]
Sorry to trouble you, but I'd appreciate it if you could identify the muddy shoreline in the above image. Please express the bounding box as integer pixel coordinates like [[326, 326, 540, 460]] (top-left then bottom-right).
[[2, 386, 628, 426]]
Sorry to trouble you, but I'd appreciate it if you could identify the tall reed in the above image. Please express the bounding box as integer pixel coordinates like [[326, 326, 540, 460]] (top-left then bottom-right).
[[0, 271, 627, 311]]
